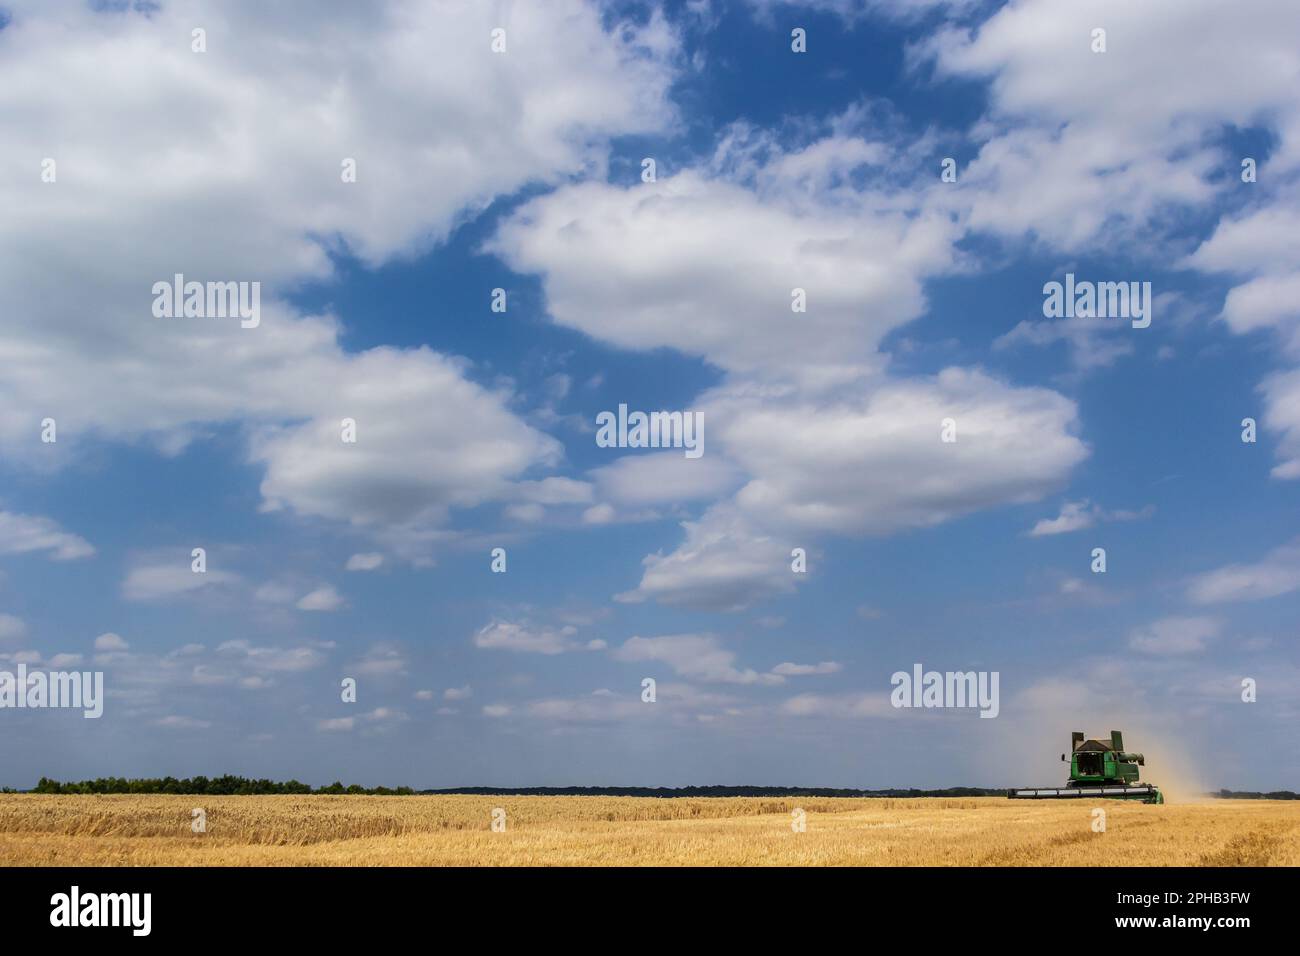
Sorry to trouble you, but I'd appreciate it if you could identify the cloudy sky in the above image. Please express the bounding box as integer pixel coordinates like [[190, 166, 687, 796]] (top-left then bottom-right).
[[1, 0, 1297, 790]]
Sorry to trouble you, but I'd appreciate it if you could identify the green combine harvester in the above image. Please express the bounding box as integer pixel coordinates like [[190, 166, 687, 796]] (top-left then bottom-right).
[[1008, 730, 1164, 804]]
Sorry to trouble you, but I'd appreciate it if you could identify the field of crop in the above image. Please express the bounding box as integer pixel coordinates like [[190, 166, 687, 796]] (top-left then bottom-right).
[[1, 795, 1296, 866]]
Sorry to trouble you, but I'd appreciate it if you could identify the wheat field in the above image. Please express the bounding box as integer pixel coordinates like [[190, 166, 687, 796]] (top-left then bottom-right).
[[0, 795, 1296, 866]]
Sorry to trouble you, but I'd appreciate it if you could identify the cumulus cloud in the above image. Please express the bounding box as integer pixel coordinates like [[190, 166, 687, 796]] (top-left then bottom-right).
[[0, 511, 94, 561], [746, 0, 975, 23], [522, 682, 742, 724], [780, 691, 895, 718], [248, 349, 564, 543], [1259, 369, 1300, 480], [317, 708, 409, 733], [122, 562, 239, 602], [472, 619, 585, 655], [1028, 499, 1152, 537], [1187, 540, 1300, 605], [93, 633, 129, 652], [994, 316, 1136, 374], [296, 586, 344, 612], [0, 614, 27, 643], [353, 644, 407, 677], [527, 692, 647, 723], [0, 0, 679, 555], [1029, 500, 1098, 536], [589, 452, 742, 509], [494, 117, 1089, 609], [612, 634, 784, 685], [254, 582, 297, 604], [715, 369, 1086, 535], [1185, 188, 1300, 478], [771, 661, 842, 676], [216, 640, 326, 673], [921, 0, 1300, 252], [617, 369, 1086, 609], [617, 506, 796, 611], [922, 0, 1300, 489], [490, 161, 960, 387], [317, 717, 356, 733], [1128, 616, 1221, 655], [345, 553, 384, 572]]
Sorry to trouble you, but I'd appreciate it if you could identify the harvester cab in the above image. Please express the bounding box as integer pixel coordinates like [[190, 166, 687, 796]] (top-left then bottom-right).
[[1009, 730, 1164, 804]]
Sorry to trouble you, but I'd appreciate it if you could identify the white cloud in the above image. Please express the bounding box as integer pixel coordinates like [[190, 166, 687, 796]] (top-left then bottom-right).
[[513, 477, 594, 506], [317, 717, 355, 732], [492, 113, 1090, 610], [123, 563, 238, 602], [923, 0, 1300, 498], [1128, 616, 1221, 655], [93, 632, 129, 652], [217, 640, 326, 673], [613, 634, 783, 686], [297, 586, 344, 612], [522, 681, 742, 724], [618, 369, 1085, 610], [254, 582, 297, 604], [771, 661, 842, 676], [715, 368, 1086, 535], [0, 614, 26, 643], [0, 0, 679, 554], [1030, 500, 1153, 536], [581, 503, 618, 525], [504, 503, 546, 523], [589, 452, 742, 508], [616, 505, 795, 612], [922, 0, 1300, 252], [527, 693, 646, 723], [472, 620, 586, 655], [345, 553, 385, 572], [248, 349, 564, 550], [353, 644, 407, 677], [482, 704, 512, 718], [490, 163, 959, 386], [780, 692, 895, 718], [994, 317, 1135, 373], [0, 511, 94, 561], [1187, 540, 1300, 605], [1260, 369, 1300, 480], [1185, 189, 1300, 478], [444, 686, 473, 701], [316, 707, 409, 733], [746, 0, 974, 22]]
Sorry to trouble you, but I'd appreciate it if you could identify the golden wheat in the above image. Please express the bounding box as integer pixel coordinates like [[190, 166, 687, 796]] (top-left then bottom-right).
[[0, 795, 1295, 866]]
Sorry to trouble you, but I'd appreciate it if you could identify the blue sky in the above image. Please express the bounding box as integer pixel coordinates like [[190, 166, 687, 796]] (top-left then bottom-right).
[[1, 0, 1298, 791]]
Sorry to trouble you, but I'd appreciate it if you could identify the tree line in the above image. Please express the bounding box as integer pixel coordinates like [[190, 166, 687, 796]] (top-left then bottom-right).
[[30, 776, 415, 795]]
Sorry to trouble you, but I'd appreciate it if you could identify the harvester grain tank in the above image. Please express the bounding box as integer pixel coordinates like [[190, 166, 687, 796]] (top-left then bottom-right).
[[1008, 731, 1164, 804]]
